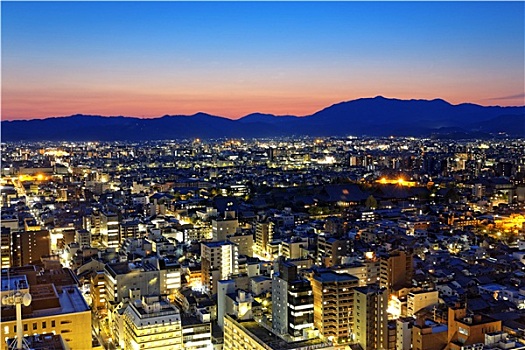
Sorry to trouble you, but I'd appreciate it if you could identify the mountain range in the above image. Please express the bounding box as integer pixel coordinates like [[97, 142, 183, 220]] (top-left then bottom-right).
[[2, 96, 524, 141]]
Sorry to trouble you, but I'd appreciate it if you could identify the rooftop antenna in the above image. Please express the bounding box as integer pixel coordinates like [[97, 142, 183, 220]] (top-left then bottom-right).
[[2, 284, 32, 350]]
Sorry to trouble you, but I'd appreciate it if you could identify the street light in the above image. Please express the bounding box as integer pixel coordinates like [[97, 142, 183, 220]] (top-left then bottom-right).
[[2, 290, 32, 350]]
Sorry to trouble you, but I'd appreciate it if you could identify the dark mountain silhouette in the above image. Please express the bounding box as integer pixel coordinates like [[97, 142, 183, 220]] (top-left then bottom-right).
[[2, 96, 523, 141], [238, 113, 300, 124]]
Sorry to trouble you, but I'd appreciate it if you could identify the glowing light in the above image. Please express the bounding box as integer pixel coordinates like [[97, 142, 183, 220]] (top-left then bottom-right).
[[387, 295, 401, 319], [376, 177, 416, 187], [18, 174, 48, 182]]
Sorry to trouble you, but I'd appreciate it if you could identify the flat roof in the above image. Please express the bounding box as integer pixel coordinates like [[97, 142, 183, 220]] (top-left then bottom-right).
[[1, 285, 89, 322], [313, 271, 359, 283], [1, 275, 29, 294], [202, 240, 236, 248], [228, 316, 332, 350], [8, 334, 68, 350]]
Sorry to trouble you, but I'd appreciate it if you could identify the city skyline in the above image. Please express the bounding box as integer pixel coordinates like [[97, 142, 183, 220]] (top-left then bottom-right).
[[2, 1, 524, 121]]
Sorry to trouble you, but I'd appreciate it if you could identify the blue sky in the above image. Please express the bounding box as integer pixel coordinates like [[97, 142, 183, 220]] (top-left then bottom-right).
[[2, 1, 524, 119]]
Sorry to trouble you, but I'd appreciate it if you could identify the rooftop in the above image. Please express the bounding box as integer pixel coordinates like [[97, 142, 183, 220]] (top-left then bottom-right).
[[202, 240, 236, 248], [313, 271, 359, 284], [7, 333, 69, 350], [1, 284, 89, 322], [1, 275, 29, 295], [233, 317, 332, 350]]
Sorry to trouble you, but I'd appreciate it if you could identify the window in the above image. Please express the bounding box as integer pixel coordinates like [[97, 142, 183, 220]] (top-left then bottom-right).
[[51, 321, 55, 327], [42, 322, 46, 329], [459, 327, 468, 336], [23, 324, 28, 332]]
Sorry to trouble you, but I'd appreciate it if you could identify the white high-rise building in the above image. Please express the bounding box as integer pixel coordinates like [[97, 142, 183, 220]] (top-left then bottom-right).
[[201, 241, 239, 294]]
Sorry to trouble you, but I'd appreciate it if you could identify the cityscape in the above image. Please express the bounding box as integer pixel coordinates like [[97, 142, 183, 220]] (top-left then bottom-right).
[[1, 137, 525, 350], [2, 2, 525, 350]]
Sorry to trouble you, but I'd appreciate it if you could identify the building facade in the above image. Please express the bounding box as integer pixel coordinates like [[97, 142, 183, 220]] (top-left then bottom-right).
[[353, 284, 388, 350], [122, 295, 183, 350], [272, 260, 314, 339], [312, 271, 359, 345], [201, 241, 239, 295]]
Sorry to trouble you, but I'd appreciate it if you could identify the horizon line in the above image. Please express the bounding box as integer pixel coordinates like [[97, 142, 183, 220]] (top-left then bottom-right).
[[2, 95, 524, 122]]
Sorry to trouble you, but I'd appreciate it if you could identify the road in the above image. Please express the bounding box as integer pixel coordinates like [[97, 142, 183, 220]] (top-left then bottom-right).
[[92, 311, 116, 350]]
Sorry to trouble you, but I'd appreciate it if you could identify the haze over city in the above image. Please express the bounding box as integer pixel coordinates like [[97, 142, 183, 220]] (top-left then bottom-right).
[[2, 1, 524, 121]]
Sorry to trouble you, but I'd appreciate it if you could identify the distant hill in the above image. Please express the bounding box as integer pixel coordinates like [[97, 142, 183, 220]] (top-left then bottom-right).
[[2, 96, 524, 141]]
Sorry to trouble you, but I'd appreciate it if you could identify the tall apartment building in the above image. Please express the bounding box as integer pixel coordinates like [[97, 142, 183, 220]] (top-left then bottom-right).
[[10, 229, 50, 267], [201, 241, 239, 294], [353, 284, 388, 350], [1, 268, 92, 350], [84, 210, 101, 242], [90, 270, 106, 311], [100, 211, 120, 248], [122, 295, 183, 350], [379, 250, 413, 293], [312, 271, 359, 345], [254, 220, 274, 258], [1, 227, 11, 268], [272, 260, 314, 339]]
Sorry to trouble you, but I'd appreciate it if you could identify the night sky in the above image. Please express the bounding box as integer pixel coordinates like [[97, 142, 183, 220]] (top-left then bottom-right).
[[2, 1, 524, 120]]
